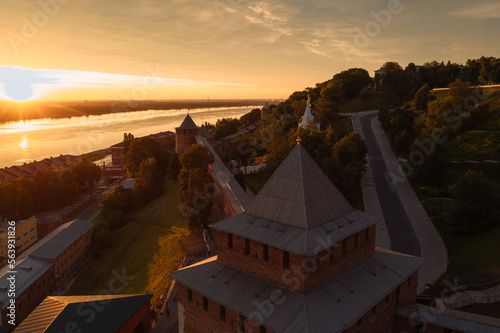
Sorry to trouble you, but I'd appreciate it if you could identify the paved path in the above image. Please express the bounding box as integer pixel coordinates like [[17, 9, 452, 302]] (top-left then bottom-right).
[[351, 111, 447, 290], [351, 114, 391, 249]]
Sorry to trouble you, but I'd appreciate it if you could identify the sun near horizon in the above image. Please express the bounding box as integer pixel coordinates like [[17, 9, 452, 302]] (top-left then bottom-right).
[[1, 1, 499, 103]]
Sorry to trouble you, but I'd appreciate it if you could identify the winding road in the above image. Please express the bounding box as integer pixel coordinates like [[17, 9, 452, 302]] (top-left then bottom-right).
[[351, 111, 447, 290]]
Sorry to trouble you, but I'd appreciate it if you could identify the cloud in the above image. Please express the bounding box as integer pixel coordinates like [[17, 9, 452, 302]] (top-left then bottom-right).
[[0, 66, 253, 101], [450, 2, 500, 19]]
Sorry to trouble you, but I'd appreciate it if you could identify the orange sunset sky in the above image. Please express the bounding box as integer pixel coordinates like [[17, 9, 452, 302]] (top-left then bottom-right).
[[1, 0, 499, 101]]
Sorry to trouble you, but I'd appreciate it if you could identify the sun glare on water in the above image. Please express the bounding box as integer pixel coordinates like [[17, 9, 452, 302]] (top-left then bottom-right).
[[21, 139, 28, 149]]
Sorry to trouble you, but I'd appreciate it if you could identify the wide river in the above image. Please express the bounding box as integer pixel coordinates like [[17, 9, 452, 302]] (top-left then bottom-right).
[[0, 106, 258, 168]]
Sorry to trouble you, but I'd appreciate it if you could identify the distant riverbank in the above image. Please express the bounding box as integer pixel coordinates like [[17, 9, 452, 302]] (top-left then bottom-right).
[[0, 105, 258, 168], [0, 99, 272, 123]]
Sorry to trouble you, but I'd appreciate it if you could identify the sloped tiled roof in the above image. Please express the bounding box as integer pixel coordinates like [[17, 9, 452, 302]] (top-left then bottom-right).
[[199, 124, 214, 139], [170, 249, 423, 333], [176, 114, 198, 129], [14, 294, 152, 333], [0, 257, 53, 310], [29, 219, 94, 260], [244, 144, 354, 229], [262, 101, 269, 110], [211, 210, 376, 256]]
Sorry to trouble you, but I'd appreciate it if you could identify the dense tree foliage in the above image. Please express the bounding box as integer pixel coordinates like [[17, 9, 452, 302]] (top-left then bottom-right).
[[323, 132, 368, 204], [123, 133, 134, 156], [448, 79, 473, 106], [413, 84, 435, 111], [133, 157, 163, 204], [101, 185, 134, 230], [178, 144, 214, 228], [205, 108, 261, 140], [126, 137, 169, 176], [0, 158, 101, 220], [449, 171, 499, 234], [167, 153, 181, 180]]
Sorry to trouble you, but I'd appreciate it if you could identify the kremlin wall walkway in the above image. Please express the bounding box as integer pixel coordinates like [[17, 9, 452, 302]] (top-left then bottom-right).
[[350, 110, 447, 291]]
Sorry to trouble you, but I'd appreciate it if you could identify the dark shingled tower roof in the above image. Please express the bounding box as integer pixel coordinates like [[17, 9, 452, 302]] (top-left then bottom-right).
[[211, 143, 376, 255], [245, 144, 354, 229], [176, 114, 198, 130]]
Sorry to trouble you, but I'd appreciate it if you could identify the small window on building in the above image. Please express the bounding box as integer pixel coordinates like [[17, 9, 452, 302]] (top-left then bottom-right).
[[220, 305, 226, 321], [188, 288, 192, 301], [365, 229, 369, 242], [316, 253, 322, 268], [385, 294, 389, 305], [245, 238, 250, 255], [329, 247, 334, 262], [259, 325, 266, 333], [263, 244, 269, 262], [372, 305, 376, 315], [342, 239, 347, 253], [416, 323, 424, 333], [228, 233, 233, 250], [408, 276, 412, 287], [239, 314, 245, 332], [203, 296, 208, 311], [396, 286, 400, 297], [354, 233, 359, 246], [357, 318, 362, 328], [283, 251, 289, 269]]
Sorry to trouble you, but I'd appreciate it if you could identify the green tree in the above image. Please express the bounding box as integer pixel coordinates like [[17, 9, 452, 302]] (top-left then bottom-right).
[[261, 129, 293, 173], [449, 171, 499, 234], [126, 137, 163, 176], [101, 185, 134, 229], [323, 132, 367, 205], [178, 144, 214, 228], [70, 158, 102, 192], [133, 157, 163, 203], [448, 79, 472, 105], [167, 153, 181, 180], [179, 144, 214, 170], [380, 61, 409, 101], [214, 118, 240, 139], [0, 183, 16, 218], [414, 84, 436, 111], [412, 144, 449, 185], [123, 133, 135, 156], [422, 99, 458, 136]]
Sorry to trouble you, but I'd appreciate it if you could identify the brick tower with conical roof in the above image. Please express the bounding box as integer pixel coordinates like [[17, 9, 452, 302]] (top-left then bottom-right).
[[171, 142, 423, 333], [175, 114, 199, 155]]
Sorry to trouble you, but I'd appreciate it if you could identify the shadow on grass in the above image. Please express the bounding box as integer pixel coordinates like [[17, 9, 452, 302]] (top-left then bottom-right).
[[67, 179, 189, 307]]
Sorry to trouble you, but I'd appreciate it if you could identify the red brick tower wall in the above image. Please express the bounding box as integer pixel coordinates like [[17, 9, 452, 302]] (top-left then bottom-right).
[[175, 128, 200, 155], [216, 225, 376, 292]]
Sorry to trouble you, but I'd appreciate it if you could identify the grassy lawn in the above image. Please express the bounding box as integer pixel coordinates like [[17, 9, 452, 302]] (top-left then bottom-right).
[[339, 94, 384, 113], [459, 302, 500, 319], [81, 206, 102, 224], [68, 179, 189, 308], [447, 130, 500, 160]]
